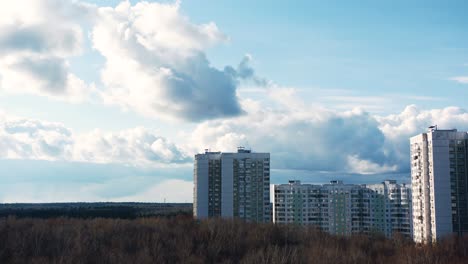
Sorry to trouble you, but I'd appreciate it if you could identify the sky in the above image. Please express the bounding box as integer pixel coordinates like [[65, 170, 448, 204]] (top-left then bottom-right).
[[0, 0, 468, 202]]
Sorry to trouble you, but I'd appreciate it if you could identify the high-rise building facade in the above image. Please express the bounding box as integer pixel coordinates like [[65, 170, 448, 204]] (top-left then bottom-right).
[[366, 180, 413, 237], [273, 180, 412, 238], [410, 128, 468, 243], [193, 148, 271, 222]]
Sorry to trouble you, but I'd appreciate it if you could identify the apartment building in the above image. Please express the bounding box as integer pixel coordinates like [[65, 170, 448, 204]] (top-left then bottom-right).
[[410, 128, 468, 243], [273, 180, 412, 238], [193, 148, 271, 222], [366, 180, 412, 238]]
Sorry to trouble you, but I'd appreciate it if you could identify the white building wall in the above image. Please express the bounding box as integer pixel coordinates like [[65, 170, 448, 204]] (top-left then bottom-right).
[[411, 133, 432, 243], [410, 129, 468, 243]]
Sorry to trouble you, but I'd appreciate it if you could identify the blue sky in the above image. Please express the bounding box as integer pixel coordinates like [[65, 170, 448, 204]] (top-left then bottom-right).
[[0, 0, 467, 202]]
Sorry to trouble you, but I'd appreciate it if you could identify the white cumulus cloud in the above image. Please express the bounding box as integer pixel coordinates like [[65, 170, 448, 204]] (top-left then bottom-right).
[[73, 127, 190, 165], [189, 95, 396, 175], [0, 112, 189, 166], [0, 0, 95, 102], [188, 89, 468, 175], [92, 1, 245, 121], [3, 102, 468, 176], [0, 117, 73, 160]]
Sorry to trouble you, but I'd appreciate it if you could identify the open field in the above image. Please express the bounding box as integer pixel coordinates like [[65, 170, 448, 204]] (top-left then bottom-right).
[[0, 216, 467, 264]]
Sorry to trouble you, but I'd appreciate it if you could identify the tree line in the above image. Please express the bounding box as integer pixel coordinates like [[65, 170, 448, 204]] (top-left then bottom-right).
[[0, 203, 192, 219], [0, 216, 467, 263]]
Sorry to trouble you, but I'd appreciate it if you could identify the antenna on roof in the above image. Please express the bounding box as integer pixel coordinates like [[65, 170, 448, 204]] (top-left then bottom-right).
[[428, 125, 437, 132], [237, 146, 251, 153]]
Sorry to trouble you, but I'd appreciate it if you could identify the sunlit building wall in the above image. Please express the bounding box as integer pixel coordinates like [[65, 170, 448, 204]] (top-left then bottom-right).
[[410, 128, 468, 243]]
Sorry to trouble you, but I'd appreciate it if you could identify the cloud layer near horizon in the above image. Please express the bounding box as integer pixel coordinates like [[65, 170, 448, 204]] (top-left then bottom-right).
[[189, 97, 468, 175], [2, 103, 468, 175], [0, 111, 190, 166]]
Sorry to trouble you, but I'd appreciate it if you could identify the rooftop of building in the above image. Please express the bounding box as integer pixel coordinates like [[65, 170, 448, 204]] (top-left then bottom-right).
[[275, 179, 410, 188], [198, 146, 270, 155], [426, 125, 468, 134]]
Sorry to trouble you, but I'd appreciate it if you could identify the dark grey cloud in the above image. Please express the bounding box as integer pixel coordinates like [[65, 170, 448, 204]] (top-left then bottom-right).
[[0, 26, 49, 53], [0, 0, 90, 101], [225, 55, 269, 86], [161, 54, 244, 121], [265, 113, 393, 172], [192, 107, 402, 175], [11, 57, 68, 94], [230, 56, 255, 79], [0, 25, 80, 55]]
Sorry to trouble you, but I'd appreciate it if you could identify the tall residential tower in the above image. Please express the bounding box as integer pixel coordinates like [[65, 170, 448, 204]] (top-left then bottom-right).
[[193, 148, 271, 222], [410, 128, 468, 243]]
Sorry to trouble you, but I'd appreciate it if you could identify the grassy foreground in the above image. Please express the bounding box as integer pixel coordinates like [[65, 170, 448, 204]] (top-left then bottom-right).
[[0, 216, 467, 264]]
